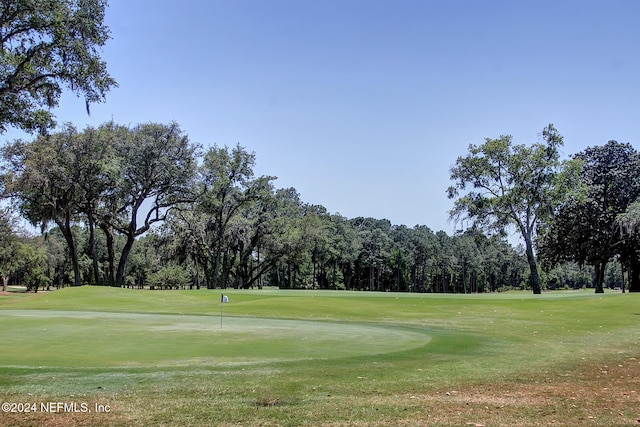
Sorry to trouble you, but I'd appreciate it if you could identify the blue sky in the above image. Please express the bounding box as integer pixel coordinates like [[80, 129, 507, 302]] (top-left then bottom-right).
[[8, 0, 640, 235]]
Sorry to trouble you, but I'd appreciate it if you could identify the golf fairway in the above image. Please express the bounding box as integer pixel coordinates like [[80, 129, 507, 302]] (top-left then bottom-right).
[[1, 287, 638, 426]]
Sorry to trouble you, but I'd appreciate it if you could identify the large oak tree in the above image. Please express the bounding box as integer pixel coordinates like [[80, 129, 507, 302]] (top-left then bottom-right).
[[447, 125, 564, 294], [108, 122, 198, 288], [0, 0, 116, 133], [538, 141, 640, 292]]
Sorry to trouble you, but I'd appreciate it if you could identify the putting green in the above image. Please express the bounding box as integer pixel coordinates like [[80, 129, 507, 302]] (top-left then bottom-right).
[[0, 310, 431, 368]]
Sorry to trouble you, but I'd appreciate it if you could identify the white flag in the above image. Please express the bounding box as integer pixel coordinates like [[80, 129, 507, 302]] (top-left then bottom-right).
[[222, 294, 229, 303]]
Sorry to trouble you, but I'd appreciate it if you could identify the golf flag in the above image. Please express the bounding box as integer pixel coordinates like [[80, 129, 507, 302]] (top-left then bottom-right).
[[220, 293, 229, 329]]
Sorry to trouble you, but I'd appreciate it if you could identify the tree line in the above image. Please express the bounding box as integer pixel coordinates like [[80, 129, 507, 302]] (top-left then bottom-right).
[[1, 2, 638, 293], [0, 122, 636, 293], [0, 124, 526, 292]]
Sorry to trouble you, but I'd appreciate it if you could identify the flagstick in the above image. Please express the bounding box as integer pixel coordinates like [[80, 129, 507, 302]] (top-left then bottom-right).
[[220, 294, 223, 329]]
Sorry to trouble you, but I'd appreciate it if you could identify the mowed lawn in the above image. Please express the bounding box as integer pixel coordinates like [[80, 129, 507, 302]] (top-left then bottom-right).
[[0, 287, 638, 426]]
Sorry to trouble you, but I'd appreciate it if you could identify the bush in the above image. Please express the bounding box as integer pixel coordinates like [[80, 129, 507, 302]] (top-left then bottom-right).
[[148, 266, 191, 290]]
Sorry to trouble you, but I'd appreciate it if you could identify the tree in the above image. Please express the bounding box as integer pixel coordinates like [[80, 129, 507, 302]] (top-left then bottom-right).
[[127, 232, 163, 289], [229, 179, 293, 289], [73, 124, 120, 285], [160, 209, 206, 289], [616, 199, 640, 293], [1, 126, 85, 285], [195, 144, 274, 289], [265, 188, 313, 289], [0, 208, 20, 292], [107, 122, 198, 288], [148, 265, 190, 290], [407, 225, 436, 292], [617, 199, 640, 291], [0, 0, 117, 133], [539, 142, 640, 292], [330, 214, 361, 290], [15, 236, 50, 292], [447, 124, 564, 294], [352, 217, 392, 291], [298, 204, 335, 289], [451, 232, 483, 293]]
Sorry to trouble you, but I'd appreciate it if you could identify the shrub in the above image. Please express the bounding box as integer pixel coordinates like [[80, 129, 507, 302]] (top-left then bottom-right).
[[148, 266, 190, 290]]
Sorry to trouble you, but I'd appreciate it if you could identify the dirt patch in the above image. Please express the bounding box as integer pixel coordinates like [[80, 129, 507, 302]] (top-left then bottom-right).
[[380, 355, 640, 426]]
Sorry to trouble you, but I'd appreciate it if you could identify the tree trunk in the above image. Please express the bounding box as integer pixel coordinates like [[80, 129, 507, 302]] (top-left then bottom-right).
[[87, 210, 101, 285], [211, 245, 222, 289], [115, 235, 135, 288], [342, 263, 353, 291], [57, 215, 82, 286], [210, 221, 226, 289], [203, 259, 214, 289], [593, 262, 606, 293], [99, 222, 116, 287], [462, 263, 467, 294], [2, 275, 8, 293], [330, 259, 335, 289], [292, 265, 297, 289], [221, 249, 231, 288], [523, 234, 541, 294], [369, 262, 374, 291], [194, 257, 200, 289], [312, 252, 317, 288]]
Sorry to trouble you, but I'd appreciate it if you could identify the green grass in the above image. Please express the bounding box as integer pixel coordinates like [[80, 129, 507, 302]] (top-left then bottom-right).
[[0, 287, 638, 426]]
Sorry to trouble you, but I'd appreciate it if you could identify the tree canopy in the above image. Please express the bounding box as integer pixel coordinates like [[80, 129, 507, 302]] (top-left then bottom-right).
[[0, 0, 117, 133], [0, 208, 20, 292], [537, 141, 640, 292], [0, 122, 198, 288], [0, 120, 637, 294]]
